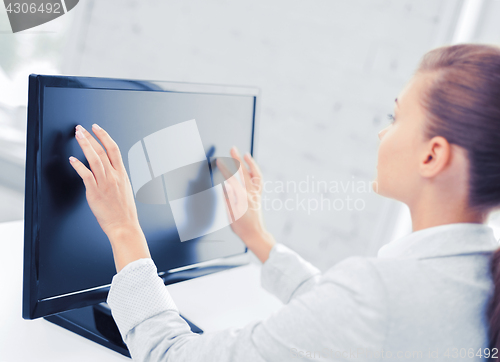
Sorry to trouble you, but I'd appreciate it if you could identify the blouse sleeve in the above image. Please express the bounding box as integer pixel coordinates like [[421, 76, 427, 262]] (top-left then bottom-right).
[[107, 254, 388, 362], [260, 243, 322, 304]]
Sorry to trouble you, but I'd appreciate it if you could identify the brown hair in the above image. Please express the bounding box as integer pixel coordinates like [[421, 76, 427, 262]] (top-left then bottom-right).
[[416, 44, 500, 349]]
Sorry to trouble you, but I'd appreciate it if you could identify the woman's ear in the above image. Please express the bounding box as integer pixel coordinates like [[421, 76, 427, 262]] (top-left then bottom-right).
[[419, 136, 451, 178]]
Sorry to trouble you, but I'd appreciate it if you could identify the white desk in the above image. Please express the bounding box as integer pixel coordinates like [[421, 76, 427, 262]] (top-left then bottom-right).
[[0, 220, 283, 362]]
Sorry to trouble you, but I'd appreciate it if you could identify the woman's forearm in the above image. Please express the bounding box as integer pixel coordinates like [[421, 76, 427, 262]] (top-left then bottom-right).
[[107, 224, 151, 273]]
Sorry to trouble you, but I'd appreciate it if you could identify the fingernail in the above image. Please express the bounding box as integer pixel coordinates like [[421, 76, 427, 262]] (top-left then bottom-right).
[[245, 152, 251, 158], [69, 156, 77, 163], [76, 124, 86, 132], [92, 123, 101, 130], [76, 130, 84, 139]]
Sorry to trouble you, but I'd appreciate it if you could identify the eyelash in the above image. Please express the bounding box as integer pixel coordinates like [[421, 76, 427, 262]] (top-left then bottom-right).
[[387, 114, 396, 124]]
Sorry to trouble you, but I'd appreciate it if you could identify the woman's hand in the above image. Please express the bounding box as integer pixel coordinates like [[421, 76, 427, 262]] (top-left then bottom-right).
[[69, 124, 151, 272], [217, 147, 276, 263]]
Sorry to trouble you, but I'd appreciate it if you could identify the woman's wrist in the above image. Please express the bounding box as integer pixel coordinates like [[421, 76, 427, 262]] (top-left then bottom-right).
[[244, 229, 276, 264], [106, 222, 143, 244], [106, 223, 151, 273]]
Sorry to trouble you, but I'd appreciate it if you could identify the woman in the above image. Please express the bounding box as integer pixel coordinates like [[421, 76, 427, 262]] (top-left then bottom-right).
[[69, 44, 500, 361]]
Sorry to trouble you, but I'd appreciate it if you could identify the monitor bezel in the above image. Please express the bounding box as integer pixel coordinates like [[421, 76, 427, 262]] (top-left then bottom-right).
[[23, 74, 261, 320]]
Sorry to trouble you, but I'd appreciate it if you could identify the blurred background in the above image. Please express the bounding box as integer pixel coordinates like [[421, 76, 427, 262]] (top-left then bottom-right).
[[1, 0, 500, 271]]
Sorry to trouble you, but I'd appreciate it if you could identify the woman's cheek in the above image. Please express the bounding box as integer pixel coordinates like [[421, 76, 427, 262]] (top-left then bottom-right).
[[374, 136, 397, 197]]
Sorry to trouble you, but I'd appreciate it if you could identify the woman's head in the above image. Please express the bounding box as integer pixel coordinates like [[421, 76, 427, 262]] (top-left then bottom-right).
[[375, 44, 500, 217], [374, 71, 471, 212], [375, 43, 500, 348]]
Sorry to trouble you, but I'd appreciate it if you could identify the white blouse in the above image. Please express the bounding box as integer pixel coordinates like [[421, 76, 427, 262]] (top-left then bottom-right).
[[107, 222, 499, 361]]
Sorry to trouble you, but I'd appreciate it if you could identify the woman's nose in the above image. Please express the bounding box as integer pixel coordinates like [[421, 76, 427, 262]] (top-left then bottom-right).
[[378, 128, 387, 140]]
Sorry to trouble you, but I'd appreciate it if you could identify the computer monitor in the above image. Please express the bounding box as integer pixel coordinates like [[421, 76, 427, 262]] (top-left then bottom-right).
[[23, 74, 259, 356]]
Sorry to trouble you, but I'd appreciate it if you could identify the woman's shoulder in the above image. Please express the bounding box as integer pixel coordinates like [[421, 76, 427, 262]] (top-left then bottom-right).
[[320, 252, 493, 303], [321, 254, 415, 282], [314, 253, 493, 348], [319, 255, 437, 300], [318, 256, 397, 299]]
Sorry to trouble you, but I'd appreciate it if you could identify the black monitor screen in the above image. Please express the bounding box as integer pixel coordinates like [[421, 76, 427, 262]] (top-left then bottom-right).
[[24, 75, 258, 318]]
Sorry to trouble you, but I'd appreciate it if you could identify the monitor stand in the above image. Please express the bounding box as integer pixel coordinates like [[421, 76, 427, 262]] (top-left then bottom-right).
[[44, 302, 203, 358]]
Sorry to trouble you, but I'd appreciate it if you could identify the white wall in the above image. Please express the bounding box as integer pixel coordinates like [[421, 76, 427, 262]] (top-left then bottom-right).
[[60, 0, 464, 270], [474, 0, 500, 43]]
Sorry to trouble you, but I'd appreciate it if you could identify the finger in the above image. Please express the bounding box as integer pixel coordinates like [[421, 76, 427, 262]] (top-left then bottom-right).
[[216, 158, 231, 179], [243, 152, 262, 192], [75, 126, 107, 184], [230, 147, 251, 187], [243, 152, 262, 179], [76, 125, 112, 173], [69, 156, 97, 189], [90, 123, 125, 171], [216, 158, 239, 189], [224, 182, 234, 202], [227, 182, 239, 203]]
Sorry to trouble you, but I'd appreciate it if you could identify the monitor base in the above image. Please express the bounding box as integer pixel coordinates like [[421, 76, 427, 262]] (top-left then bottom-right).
[[44, 302, 203, 358]]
